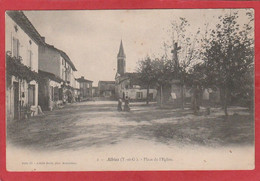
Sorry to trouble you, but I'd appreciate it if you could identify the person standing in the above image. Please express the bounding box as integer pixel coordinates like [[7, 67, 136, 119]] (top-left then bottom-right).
[[124, 96, 130, 112], [117, 98, 123, 111]]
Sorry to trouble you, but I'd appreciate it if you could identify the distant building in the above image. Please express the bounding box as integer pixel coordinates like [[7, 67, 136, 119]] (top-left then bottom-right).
[[92, 86, 99, 97], [115, 40, 157, 101], [5, 11, 45, 120], [74, 78, 81, 101], [76, 76, 93, 99], [98, 81, 116, 98]]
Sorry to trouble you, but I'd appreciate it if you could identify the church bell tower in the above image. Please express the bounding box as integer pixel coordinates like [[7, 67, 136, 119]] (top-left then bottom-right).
[[117, 40, 126, 75]]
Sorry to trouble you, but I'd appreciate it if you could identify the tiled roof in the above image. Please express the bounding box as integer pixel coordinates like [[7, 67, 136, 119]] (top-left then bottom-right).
[[124, 72, 141, 85], [98, 81, 115, 84], [45, 44, 77, 71], [76, 77, 93, 82], [6, 11, 45, 45], [98, 81, 115, 91], [38, 70, 63, 83]]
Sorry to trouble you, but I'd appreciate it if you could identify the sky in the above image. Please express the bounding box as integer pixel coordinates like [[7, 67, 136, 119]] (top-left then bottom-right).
[[24, 9, 252, 86]]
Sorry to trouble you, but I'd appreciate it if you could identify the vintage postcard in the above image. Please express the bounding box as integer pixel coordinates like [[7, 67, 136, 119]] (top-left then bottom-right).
[[5, 9, 254, 171]]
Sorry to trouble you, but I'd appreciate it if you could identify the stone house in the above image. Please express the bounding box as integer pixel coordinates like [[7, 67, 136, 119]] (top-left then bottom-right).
[[5, 11, 45, 120], [38, 42, 77, 110], [73, 78, 81, 101], [38, 70, 63, 111], [98, 81, 116, 98], [76, 76, 93, 100], [92, 86, 99, 97]]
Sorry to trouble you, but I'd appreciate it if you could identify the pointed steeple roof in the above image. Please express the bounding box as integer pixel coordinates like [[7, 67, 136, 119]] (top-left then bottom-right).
[[117, 40, 126, 58]]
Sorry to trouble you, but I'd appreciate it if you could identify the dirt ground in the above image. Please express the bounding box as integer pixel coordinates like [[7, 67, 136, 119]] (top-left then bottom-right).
[[7, 101, 254, 151]]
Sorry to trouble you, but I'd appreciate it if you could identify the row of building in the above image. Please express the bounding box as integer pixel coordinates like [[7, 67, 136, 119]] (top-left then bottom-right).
[[113, 40, 220, 107], [92, 40, 158, 102], [5, 11, 220, 121], [5, 11, 93, 120]]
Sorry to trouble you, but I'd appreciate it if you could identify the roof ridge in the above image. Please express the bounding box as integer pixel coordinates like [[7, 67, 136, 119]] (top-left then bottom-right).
[[6, 11, 45, 45], [45, 43, 77, 71]]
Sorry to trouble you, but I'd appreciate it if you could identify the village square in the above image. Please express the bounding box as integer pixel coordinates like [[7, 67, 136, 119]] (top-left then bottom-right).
[[5, 10, 254, 170]]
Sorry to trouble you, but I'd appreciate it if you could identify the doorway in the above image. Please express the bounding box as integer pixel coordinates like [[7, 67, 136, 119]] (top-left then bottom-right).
[[13, 82, 19, 120]]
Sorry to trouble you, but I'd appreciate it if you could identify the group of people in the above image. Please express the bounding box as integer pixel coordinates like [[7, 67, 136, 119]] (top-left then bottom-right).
[[117, 97, 130, 112]]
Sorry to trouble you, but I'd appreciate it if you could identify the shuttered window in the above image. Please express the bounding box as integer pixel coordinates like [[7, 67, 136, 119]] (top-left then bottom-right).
[[27, 50, 33, 68], [136, 92, 143, 99], [54, 87, 59, 101], [28, 85, 35, 106], [13, 38, 20, 58]]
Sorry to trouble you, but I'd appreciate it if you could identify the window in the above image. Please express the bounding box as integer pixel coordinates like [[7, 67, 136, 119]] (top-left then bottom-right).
[[12, 38, 19, 58], [54, 87, 59, 101], [27, 50, 33, 68], [59, 88, 63, 100], [28, 85, 35, 105], [136, 92, 143, 99]]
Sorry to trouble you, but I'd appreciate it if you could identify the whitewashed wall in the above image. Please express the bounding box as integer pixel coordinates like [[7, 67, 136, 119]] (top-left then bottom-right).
[[6, 14, 39, 119], [5, 15, 38, 72]]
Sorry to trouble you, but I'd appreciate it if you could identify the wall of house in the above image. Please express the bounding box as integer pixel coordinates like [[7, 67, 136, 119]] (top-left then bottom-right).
[[75, 80, 80, 90], [79, 82, 93, 98], [115, 77, 130, 99], [6, 15, 39, 120], [92, 87, 98, 97], [6, 72, 39, 119], [125, 89, 157, 100], [88, 82, 93, 97], [59, 56, 75, 87], [70, 73, 75, 88], [39, 77, 63, 111], [60, 57, 65, 80], [38, 78, 50, 111], [49, 80, 62, 110], [39, 45, 61, 78], [6, 15, 39, 72], [98, 82, 115, 98]]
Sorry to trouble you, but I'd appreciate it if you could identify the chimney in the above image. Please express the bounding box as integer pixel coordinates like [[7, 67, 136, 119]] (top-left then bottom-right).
[[41, 36, 45, 42]]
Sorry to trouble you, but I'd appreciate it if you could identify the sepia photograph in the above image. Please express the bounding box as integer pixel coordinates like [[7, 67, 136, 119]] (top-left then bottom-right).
[[5, 9, 255, 171]]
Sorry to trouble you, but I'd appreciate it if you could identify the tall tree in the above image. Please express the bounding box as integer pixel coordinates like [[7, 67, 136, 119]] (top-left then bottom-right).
[[137, 55, 176, 106], [137, 56, 156, 104], [153, 56, 176, 106], [202, 10, 254, 116]]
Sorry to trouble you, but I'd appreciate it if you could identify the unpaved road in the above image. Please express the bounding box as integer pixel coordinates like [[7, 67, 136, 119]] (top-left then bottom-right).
[[6, 101, 254, 171]]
